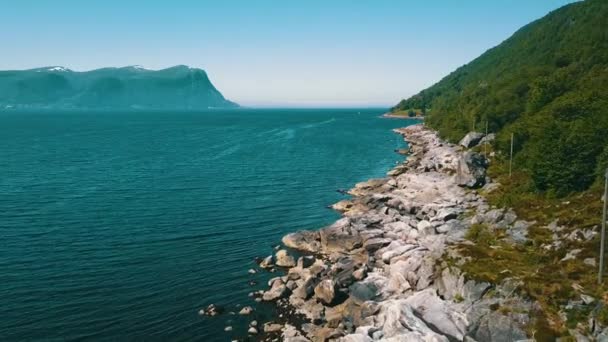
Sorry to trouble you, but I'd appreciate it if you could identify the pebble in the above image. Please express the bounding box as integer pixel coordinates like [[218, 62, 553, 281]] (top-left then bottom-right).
[[238, 306, 253, 315]]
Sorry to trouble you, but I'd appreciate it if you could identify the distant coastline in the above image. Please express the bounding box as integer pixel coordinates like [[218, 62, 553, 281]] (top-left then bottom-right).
[[381, 112, 424, 120], [0, 65, 238, 110]]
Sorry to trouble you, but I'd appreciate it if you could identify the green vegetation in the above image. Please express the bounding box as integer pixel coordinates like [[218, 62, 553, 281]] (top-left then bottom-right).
[[454, 155, 607, 336], [464, 223, 498, 245], [389, 109, 425, 118], [394, 0, 608, 336], [392, 0, 608, 196], [453, 293, 464, 303]]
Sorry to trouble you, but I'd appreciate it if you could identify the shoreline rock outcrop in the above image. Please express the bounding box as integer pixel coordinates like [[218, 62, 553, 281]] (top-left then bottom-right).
[[249, 124, 536, 341], [459, 132, 485, 148]]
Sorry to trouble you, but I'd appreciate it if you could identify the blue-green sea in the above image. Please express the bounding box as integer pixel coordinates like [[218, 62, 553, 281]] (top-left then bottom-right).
[[0, 109, 415, 341]]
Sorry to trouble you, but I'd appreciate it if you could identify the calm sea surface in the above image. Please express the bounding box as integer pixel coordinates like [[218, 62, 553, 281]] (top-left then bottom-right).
[[0, 109, 416, 341]]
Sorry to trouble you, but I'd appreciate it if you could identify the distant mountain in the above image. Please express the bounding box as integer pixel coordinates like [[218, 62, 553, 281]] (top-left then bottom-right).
[[0, 65, 238, 110]]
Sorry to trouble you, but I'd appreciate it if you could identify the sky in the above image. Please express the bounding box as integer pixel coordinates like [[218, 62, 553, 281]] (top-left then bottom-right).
[[1, 0, 577, 107]]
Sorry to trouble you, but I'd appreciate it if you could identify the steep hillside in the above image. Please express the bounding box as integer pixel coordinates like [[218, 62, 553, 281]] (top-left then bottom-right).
[[0, 65, 238, 110], [392, 0, 608, 195], [392, 1, 608, 336]]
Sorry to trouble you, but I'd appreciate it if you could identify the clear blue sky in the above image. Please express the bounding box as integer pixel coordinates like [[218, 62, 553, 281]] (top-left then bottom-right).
[[1, 0, 576, 107]]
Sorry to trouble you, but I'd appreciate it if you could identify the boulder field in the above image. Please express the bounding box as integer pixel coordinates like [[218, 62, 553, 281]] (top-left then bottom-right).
[[250, 124, 536, 342]]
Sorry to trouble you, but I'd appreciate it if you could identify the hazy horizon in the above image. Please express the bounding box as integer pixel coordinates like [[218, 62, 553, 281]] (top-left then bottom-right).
[[1, 0, 576, 107]]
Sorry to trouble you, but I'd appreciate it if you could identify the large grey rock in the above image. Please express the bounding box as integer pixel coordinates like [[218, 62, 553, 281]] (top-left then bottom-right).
[[480, 133, 496, 145], [282, 230, 321, 252], [291, 276, 318, 300], [507, 220, 531, 243], [259, 255, 273, 268], [349, 178, 387, 196], [456, 152, 488, 188], [320, 219, 362, 253], [502, 210, 518, 225], [239, 306, 254, 315], [483, 209, 504, 224], [298, 300, 325, 322], [474, 312, 527, 342], [404, 289, 468, 340], [263, 322, 283, 333], [341, 334, 373, 342], [387, 197, 404, 209], [584, 258, 596, 267], [296, 256, 315, 269], [363, 237, 391, 251], [561, 249, 582, 262], [463, 280, 492, 302], [415, 257, 436, 290], [416, 220, 434, 236], [283, 324, 311, 342], [263, 279, 289, 301], [595, 327, 608, 341], [381, 243, 417, 263], [305, 325, 344, 341], [436, 219, 462, 234], [386, 256, 425, 294], [276, 249, 296, 267], [314, 279, 336, 305], [436, 267, 465, 300], [459, 132, 485, 148], [376, 299, 449, 341], [349, 281, 378, 304], [333, 258, 359, 288], [435, 207, 459, 222], [581, 294, 595, 305]]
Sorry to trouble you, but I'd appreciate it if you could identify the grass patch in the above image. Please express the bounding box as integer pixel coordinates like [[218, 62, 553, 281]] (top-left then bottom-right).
[[454, 293, 464, 303], [389, 109, 425, 118], [456, 155, 608, 337], [597, 304, 608, 326], [465, 224, 500, 245]]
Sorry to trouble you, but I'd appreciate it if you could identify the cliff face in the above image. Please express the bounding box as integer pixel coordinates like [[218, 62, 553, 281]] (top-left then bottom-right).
[[0, 65, 238, 110]]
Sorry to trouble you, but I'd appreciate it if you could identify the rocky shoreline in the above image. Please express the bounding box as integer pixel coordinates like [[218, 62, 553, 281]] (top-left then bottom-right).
[[380, 113, 424, 120], [239, 124, 539, 341]]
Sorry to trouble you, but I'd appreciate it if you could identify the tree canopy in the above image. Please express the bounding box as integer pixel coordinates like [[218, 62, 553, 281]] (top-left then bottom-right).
[[392, 0, 608, 195]]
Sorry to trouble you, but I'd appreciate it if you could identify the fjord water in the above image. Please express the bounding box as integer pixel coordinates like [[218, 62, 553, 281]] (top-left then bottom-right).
[[0, 109, 414, 341]]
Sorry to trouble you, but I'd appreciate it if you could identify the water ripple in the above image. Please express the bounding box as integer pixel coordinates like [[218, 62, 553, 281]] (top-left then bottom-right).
[[0, 108, 415, 341]]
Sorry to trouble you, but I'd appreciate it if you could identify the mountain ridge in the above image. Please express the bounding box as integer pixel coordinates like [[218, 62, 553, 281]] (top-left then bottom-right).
[[0, 65, 238, 110]]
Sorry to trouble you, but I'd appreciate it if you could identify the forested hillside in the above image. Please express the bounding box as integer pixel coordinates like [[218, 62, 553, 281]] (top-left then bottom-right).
[[392, 0, 608, 195]]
